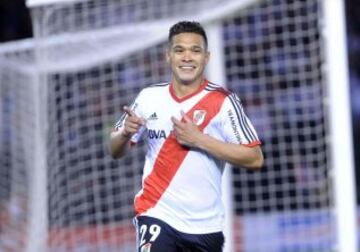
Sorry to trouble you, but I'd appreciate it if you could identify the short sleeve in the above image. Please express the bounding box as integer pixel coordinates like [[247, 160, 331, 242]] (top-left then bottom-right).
[[113, 91, 146, 143], [220, 93, 261, 146]]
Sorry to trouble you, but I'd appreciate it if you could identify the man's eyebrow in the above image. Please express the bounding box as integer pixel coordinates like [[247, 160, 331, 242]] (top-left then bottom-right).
[[172, 44, 204, 49]]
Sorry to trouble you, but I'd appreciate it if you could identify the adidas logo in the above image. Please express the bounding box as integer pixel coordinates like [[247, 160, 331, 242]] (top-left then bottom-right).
[[148, 112, 158, 120]]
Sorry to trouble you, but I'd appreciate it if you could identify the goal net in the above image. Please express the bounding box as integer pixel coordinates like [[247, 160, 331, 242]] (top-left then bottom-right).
[[0, 0, 354, 251]]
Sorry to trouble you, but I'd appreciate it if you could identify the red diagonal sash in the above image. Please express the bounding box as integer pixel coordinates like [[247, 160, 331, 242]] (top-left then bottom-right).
[[135, 91, 227, 215]]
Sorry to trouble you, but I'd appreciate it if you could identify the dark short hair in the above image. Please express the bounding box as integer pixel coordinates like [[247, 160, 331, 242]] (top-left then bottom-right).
[[168, 21, 208, 49]]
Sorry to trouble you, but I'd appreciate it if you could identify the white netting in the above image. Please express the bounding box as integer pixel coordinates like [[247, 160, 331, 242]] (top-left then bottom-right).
[[0, 64, 36, 251], [0, 0, 337, 251], [222, 1, 334, 250]]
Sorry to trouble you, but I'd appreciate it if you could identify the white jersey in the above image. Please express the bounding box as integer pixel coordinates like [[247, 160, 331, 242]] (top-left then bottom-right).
[[114, 79, 260, 234]]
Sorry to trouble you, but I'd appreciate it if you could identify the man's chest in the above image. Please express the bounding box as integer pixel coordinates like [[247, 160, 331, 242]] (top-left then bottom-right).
[[142, 102, 180, 140], [140, 99, 221, 143]]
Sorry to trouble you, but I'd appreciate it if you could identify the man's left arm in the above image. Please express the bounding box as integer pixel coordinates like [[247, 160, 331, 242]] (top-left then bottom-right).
[[171, 113, 264, 169]]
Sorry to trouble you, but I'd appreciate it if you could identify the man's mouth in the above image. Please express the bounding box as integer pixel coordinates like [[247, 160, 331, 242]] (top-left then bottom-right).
[[179, 66, 196, 70]]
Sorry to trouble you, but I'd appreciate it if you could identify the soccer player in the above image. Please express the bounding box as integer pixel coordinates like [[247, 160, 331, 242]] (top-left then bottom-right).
[[110, 21, 264, 252]]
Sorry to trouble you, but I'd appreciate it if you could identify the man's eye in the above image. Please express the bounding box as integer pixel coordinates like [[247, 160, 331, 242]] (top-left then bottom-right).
[[174, 48, 183, 53]]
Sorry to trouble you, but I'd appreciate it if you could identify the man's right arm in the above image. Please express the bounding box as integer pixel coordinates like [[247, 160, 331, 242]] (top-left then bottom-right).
[[110, 106, 145, 159], [110, 130, 132, 158]]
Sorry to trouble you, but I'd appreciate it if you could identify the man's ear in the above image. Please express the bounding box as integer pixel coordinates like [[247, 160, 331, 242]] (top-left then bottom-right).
[[205, 51, 210, 65], [165, 48, 170, 63]]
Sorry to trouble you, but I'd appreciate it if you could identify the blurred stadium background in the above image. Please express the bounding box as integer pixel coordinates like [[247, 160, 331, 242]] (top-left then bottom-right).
[[0, 0, 359, 251]]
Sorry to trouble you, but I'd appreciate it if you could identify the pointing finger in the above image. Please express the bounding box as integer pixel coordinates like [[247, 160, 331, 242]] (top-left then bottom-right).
[[171, 116, 181, 125], [123, 106, 146, 125], [123, 106, 136, 117], [180, 110, 192, 123]]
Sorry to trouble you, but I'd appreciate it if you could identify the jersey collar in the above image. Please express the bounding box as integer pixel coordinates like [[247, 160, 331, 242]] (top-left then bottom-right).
[[169, 79, 208, 103]]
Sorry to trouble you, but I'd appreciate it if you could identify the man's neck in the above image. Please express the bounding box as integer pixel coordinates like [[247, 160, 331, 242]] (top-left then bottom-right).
[[171, 78, 204, 98]]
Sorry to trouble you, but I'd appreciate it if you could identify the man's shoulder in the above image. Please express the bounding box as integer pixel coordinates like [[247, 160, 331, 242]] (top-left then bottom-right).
[[136, 82, 170, 99], [146, 82, 170, 90], [205, 81, 231, 97]]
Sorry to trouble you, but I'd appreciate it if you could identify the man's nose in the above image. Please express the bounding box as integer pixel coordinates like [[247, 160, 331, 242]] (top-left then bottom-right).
[[182, 50, 192, 61]]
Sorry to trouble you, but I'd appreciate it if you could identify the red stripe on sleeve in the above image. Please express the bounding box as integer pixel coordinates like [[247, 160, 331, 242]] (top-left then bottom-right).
[[242, 140, 262, 147]]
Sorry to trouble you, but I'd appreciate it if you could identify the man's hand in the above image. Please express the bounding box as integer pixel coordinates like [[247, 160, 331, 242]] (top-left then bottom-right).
[[171, 111, 203, 147], [121, 106, 146, 138]]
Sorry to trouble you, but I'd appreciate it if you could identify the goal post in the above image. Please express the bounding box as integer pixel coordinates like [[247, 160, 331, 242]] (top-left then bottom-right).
[[323, 0, 358, 251], [0, 0, 357, 251], [25, 24, 49, 252], [206, 22, 234, 252]]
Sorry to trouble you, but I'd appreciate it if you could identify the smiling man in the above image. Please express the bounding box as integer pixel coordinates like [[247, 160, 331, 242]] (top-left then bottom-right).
[[110, 21, 264, 252]]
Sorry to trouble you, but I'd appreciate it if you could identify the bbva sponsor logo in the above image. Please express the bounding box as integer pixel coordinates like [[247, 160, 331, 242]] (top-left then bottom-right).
[[148, 129, 167, 139]]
